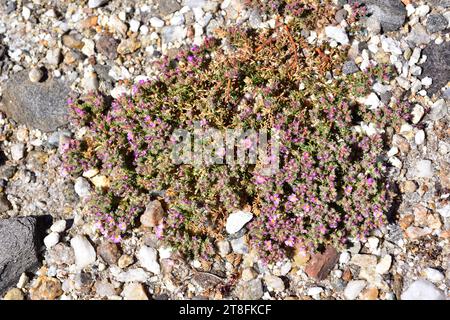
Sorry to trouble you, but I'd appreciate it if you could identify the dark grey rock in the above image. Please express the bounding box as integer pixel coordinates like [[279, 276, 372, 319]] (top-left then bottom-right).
[[421, 41, 450, 95], [1, 71, 71, 132], [426, 14, 448, 33], [0, 217, 43, 294], [159, 0, 181, 16], [343, 60, 359, 75], [349, 0, 406, 32]]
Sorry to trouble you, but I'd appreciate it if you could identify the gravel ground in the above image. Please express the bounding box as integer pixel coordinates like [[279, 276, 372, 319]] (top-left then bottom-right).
[[0, 0, 449, 300]]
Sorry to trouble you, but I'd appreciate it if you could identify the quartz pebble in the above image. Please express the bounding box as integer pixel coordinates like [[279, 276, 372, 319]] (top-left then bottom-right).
[[44, 232, 60, 249], [401, 279, 445, 300], [70, 235, 97, 269], [137, 246, 160, 275], [344, 280, 367, 300], [325, 26, 349, 45], [226, 211, 253, 234]]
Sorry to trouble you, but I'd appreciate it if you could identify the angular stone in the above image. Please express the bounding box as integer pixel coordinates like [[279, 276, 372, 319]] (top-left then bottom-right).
[[0, 217, 43, 295], [3, 288, 24, 300], [29, 276, 63, 300], [1, 71, 71, 132], [305, 246, 339, 280], [122, 282, 148, 300], [237, 278, 263, 300], [140, 200, 164, 228], [97, 241, 121, 265], [159, 0, 181, 16]]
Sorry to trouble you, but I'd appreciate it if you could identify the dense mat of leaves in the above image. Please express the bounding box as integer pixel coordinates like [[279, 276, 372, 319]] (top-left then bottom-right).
[[63, 3, 409, 261]]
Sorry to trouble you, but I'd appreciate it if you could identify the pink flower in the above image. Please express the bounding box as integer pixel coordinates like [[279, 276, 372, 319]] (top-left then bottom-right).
[[284, 236, 295, 247], [288, 194, 298, 202], [110, 234, 122, 243]]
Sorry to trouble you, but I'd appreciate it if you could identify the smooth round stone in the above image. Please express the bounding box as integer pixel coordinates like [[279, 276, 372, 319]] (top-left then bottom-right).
[[29, 68, 43, 83]]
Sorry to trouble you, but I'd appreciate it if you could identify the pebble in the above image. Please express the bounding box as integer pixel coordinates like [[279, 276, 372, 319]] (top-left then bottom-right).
[[307, 286, 324, 296], [97, 241, 121, 265], [70, 235, 97, 269], [17, 273, 29, 289], [364, 92, 380, 110], [45, 48, 61, 66], [241, 268, 256, 281], [401, 279, 445, 300], [424, 268, 445, 283], [226, 210, 253, 234], [108, 15, 128, 35], [324, 26, 349, 45], [415, 130, 425, 145], [118, 254, 134, 268], [50, 220, 67, 233], [437, 204, 450, 218], [29, 68, 43, 83], [411, 104, 425, 124], [111, 267, 148, 283], [230, 236, 249, 254], [3, 288, 24, 300], [339, 251, 351, 264], [29, 276, 63, 300], [74, 177, 92, 198], [402, 180, 417, 193], [415, 5, 430, 17], [375, 255, 392, 274], [129, 19, 141, 33], [344, 280, 367, 300], [150, 17, 165, 28], [88, 0, 110, 8], [81, 39, 95, 56], [413, 160, 433, 178], [389, 156, 402, 169], [137, 246, 161, 274], [44, 232, 60, 249], [94, 281, 117, 297], [238, 279, 263, 300], [387, 146, 399, 157], [428, 99, 447, 121], [264, 275, 285, 292], [421, 77, 433, 87], [10, 143, 25, 161], [83, 71, 99, 92], [342, 60, 359, 75], [216, 240, 231, 256], [122, 282, 149, 300], [140, 200, 164, 228]]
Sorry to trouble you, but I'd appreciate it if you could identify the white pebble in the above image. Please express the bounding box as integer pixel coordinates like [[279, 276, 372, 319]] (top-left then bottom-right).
[[415, 130, 425, 145], [424, 268, 444, 283], [50, 220, 67, 233], [70, 235, 97, 269], [137, 246, 161, 274], [226, 211, 253, 234], [44, 232, 60, 248]]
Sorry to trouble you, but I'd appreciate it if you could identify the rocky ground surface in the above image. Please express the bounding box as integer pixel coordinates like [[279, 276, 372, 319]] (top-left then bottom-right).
[[0, 0, 449, 300]]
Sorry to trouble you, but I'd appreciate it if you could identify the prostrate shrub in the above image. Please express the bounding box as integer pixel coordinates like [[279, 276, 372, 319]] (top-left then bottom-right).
[[63, 1, 409, 262]]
